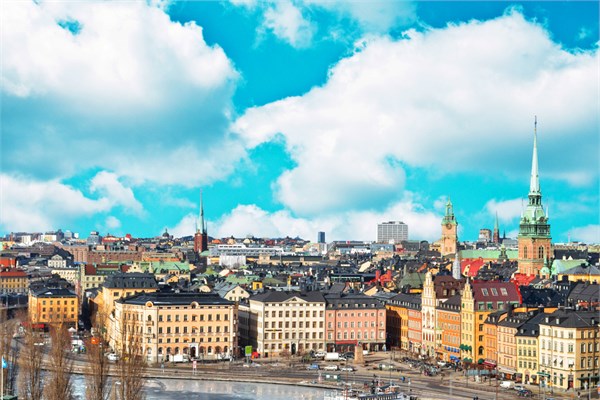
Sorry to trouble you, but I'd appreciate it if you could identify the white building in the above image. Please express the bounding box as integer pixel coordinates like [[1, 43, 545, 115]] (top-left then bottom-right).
[[377, 221, 408, 243]]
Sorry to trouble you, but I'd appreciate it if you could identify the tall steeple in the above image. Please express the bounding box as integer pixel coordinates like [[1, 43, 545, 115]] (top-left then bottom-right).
[[493, 211, 500, 244], [529, 116, 540, 195], [194, 189, 209, 254], [517, 117, 552, 276], [199, 189, 206, 234]]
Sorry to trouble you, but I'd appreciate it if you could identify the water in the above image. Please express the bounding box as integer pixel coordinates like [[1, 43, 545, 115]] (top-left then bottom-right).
[[71, 375, 326, 399]]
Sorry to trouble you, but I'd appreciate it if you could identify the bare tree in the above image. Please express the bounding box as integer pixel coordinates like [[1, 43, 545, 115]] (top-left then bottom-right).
[[17, 322, 44, 400], [0, 304, 22, 397], [85, 311, 111, 400], [114, 316, 146, 400], [45, 323, 74, 400]]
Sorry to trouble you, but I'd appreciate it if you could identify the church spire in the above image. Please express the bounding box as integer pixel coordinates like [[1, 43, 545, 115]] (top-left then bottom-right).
[[199, 189, 206, 234], [529, 116, 540, 195]]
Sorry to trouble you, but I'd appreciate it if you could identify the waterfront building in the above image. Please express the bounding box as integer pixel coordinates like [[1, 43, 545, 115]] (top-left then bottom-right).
[[515, 313, 545, 385], [517, 119, 552, 276], [460, 280, 521, 364], [248, 291, 326, 357], [437, 294, 461, 363], [538, 310, 599, 391], [325, 293, 386, 353], [93, 272, 158, 319], [497, 312, 532, 380], [112, 292, 237, 363], [28, 287, 79, 329]]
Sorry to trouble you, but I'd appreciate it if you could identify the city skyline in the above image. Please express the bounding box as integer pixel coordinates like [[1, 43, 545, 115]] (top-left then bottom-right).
[[1, 1, 598, 243]]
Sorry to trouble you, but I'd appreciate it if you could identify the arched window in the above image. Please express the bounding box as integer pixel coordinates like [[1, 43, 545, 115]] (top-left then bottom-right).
[[524, 247, 528, 258], [538, 246, 544, 259], [147, 315, 152, 322]]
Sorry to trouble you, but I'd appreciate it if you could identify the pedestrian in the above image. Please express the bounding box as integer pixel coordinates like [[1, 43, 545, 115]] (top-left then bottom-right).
[[577, 391, 581, 399]]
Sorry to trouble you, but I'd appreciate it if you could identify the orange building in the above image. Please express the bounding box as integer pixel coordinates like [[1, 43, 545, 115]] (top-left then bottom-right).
[[28, 287, 79, 330], [437, 294, 461, 362]]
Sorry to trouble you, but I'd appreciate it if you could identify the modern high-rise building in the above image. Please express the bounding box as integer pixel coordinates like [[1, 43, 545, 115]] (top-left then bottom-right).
[[377, 221, 408, 243], [317, 231, 326, 244]]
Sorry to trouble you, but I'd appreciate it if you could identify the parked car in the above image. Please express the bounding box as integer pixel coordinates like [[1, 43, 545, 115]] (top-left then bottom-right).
[[324, 365, 339, 371], [344, 352, 355, 359], [306, 364, 320, 370], [314, 351, 327, 358], [517, 389, 533, 397], [107, 353, 119, 362], [513, 385, 526, 392], [341, 366, 355, 372], [500, 381, 514, 389]]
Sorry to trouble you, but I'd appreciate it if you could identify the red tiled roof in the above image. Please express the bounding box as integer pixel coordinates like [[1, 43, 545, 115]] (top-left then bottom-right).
[[461, 258, 486, 277], [511, 273, 536, 287], [0, 270, 27, 278], [471, 281, 521, 304]]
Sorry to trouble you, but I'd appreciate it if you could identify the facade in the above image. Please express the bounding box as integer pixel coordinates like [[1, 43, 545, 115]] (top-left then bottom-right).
[[406, 297, 423, 356], [421, 272, 436, 358], [94, 272, 158, 319], [483, 311, 505, 368], [80, 264, 123, 292], [377, 221, 408, 244], [50, 266, 79, 286], [516, 313, 545, 385], [112, 292, 237, 363], [0, 268, 28, 294], [28, 287, 79, 329], [437, 294, 461, 363], [538, 310, 599, 391], [325, 293, 386, 353], [517, 120, 552, 276], [497, 313, 531, 379], [440, 199, 458, 257], [460, 280, 521, 364], [248, 291, 326, 357]]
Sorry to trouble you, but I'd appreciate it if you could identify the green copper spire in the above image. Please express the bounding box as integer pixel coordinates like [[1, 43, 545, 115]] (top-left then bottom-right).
[[442, 197, 457, 225], [519, 118, 550, 238]]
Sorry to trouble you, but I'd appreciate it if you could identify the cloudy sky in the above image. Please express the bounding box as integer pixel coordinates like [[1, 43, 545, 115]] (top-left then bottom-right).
[[1, 0, 598, 244]]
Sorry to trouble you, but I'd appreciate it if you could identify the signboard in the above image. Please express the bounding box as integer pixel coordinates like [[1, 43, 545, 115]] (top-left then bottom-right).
[[245, 345, 253, 357]]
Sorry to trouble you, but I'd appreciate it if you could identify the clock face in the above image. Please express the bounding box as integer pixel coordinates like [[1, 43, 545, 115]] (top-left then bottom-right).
[[446, 223, 453, 229]]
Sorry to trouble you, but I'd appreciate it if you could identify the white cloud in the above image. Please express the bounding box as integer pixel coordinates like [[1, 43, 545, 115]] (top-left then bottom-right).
[[569, 224, 600, 244], [262, 1, 314, 48], [308, 0, 416, 33], [233, 11, 598, 216], [89, 171, 144, 215], [1, 0, 242, 186], [104, 216, 122, 230], [485, 198, 524, 223], [211, 198, 441, 241], [0, 174, 111, 232], [166, 213, 197, 238]]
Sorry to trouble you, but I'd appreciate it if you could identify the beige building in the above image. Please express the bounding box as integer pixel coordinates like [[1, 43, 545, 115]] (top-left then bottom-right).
[[50, 267, 79, 286], [111, 292, 238, 364], [0, 268, 28, 294], [92, 272, 158, 321], [248, 291, 326, 357], [539, 310, 599, 391]]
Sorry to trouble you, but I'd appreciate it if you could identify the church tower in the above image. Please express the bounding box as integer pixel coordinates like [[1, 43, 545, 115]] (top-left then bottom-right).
[[492, 212, 500, 244], [193, 190, 209, 254], [517, 118, 552, 276], [441, 198, 458, 257]]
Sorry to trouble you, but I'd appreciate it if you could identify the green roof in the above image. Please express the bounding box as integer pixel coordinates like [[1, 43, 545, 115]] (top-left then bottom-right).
[[137, 261, 191, 274], [553, 259, 587, 275], [460, 249, 518, 260]]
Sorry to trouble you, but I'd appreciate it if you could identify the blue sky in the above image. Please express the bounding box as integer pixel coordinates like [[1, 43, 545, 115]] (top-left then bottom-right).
[[1, 0, 598, 244]]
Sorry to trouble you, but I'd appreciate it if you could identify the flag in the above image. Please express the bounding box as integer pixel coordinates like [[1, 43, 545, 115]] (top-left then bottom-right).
[[2, 357, 7, 369]]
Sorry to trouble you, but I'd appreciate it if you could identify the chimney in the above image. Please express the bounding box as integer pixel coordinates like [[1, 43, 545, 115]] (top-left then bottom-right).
[[375, 270, 381, 281]]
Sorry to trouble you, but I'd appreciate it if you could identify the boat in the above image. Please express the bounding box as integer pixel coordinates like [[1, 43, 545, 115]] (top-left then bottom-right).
[[324, 386, 417, 400]]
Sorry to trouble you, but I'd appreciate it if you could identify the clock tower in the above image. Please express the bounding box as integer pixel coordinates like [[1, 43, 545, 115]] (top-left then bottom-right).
[[517, 118, 552, 276], [441, 198, 458, 257]]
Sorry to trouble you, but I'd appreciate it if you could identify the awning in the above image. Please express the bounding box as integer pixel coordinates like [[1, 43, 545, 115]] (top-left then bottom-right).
[[450, 356, 460, 361], [483, 361, 497, 368], [497, 366, 517, 374]]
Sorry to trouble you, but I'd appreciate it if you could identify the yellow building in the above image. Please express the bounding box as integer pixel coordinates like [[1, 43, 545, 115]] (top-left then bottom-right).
[[460, 281, 521, 364], [92, 272, 158, 322], [112, 292, 238, 364], [28, 287, 79, 329], [0, 268, 28, 294]]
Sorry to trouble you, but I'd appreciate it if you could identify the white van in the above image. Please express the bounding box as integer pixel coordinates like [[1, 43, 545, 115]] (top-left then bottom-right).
[[500, 381, 514, 389]]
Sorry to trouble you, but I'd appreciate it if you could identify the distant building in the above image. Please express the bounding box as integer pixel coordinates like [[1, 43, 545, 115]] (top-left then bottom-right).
[[478, 229, 492, 244], [317, 231, 326, 244], [86, 231, 102, 246], [377, 221, 408, 244]]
